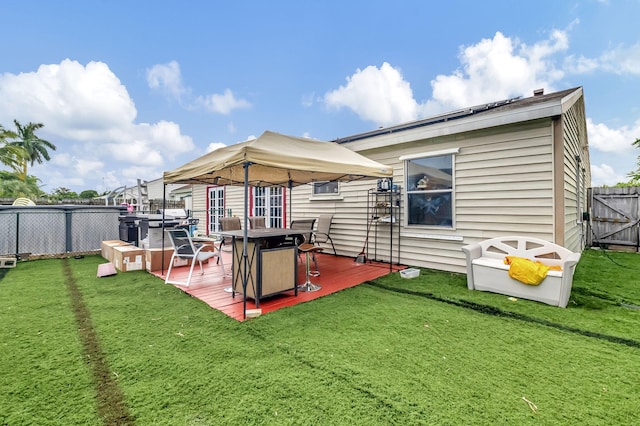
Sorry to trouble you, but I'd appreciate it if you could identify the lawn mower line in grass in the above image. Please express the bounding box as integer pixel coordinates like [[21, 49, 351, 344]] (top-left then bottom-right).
[[61, 258, 135, 425]]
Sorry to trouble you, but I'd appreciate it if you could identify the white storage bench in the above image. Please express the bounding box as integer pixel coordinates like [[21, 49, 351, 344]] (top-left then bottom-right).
[[461, 236, 581, 308]]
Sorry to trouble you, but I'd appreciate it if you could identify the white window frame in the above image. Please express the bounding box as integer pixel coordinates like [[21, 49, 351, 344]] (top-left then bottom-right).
[[310, 181, 343, 201], [401, 148, 458, 229], [312, 181, 339, 195]]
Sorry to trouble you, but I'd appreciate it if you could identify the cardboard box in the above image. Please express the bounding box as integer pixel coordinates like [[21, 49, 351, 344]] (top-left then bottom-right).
[[145, 248, 174, 272], [101, 240, 132, 262], [145, 246, 216, 272], [112, 245, 145, 272]]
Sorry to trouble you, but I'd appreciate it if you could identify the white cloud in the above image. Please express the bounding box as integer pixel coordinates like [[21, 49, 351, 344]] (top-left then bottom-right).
[[427, 31, 567, 112], [565, 42, 640, 75], [587, 117, 640, 153], [586, 118, 640, 185], [0, 59, 136, 136], [0, 59, 195, 191], [197, 89, 252, 115], [206, 142, 227, 153], [50, 153, 104, 178], [324, 31, 570, 125], [105, 140, 164, 166], [324, 62, 419, 127], [146, 60, 188, 100], [590, 163, 627, 187], [135, 120, 194, 156], [148, 61, 252, 115], [301, 92, 315, 108]]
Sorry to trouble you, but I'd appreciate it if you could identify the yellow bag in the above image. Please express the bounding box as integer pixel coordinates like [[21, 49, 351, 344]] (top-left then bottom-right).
[[504, 256, 550, 286]]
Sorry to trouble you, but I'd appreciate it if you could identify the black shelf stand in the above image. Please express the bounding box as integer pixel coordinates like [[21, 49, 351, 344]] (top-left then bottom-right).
[[366, 186, 401, 269]]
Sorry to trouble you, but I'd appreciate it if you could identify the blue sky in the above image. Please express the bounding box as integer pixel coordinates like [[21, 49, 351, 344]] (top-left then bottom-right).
[[1, 0, 639, 193]]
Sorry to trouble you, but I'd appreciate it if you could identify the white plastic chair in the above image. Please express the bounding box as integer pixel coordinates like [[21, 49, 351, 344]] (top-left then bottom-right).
[[164, 228, 223, 287]]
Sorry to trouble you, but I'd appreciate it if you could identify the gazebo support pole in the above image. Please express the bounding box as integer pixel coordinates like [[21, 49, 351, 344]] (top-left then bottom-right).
[[242, 162, 250, 319]]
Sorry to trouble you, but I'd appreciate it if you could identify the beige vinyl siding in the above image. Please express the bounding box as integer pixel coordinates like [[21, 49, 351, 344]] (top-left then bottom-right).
[[223, 186, 245, 221], [561, 96, 590, 252], [289, 179, 380, 256], [343, 119, 556, 273], [190, 184, 208, 232]]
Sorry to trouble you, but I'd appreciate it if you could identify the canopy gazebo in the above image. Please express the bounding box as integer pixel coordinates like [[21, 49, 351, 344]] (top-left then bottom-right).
[[163, 130, 393, 318]]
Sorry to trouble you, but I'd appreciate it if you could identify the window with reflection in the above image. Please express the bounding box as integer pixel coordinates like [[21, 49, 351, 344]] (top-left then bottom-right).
[[405, 154, 454, 227], [313, 181, 339, 195]]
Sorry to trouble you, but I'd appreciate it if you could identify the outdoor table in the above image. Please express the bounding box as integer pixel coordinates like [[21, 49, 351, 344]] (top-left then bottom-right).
[[219, 228, 303, 307]]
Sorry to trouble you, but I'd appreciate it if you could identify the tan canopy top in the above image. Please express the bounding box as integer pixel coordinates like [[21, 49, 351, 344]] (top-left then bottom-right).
[[163, 130, 393, 187]]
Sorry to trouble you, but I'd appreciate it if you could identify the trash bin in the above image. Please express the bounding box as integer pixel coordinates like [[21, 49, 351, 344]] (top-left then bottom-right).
[[118, 215, 139, 246]]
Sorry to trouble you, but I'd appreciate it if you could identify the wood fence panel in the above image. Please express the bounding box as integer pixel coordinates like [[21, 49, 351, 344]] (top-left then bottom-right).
[[588, 187, 639, 248]]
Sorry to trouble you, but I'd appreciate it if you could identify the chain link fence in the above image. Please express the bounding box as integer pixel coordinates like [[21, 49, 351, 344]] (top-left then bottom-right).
[[0, 205, 126, 259]]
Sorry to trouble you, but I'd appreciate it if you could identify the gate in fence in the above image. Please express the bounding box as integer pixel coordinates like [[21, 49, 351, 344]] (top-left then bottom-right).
[[588, 186, 640, 250]]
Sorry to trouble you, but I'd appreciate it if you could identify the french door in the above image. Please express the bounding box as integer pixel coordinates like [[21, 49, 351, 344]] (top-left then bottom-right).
[[253, 187, 284, 228], [208, 186, 225, 233]]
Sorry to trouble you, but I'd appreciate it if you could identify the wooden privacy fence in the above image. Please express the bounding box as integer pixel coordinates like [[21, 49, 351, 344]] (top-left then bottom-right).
[[588, 186, 640, 250]]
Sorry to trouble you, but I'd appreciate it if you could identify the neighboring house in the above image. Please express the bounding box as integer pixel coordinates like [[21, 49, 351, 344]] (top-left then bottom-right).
[[144, 178, 192, 212], [188, 86, 590, 274]]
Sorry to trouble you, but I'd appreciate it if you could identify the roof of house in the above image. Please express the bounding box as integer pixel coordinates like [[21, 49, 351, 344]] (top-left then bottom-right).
[[333, 87, 582, 145]]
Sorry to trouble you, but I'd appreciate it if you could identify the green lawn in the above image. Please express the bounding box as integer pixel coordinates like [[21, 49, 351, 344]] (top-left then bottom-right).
[[1, 248, 638, 425]]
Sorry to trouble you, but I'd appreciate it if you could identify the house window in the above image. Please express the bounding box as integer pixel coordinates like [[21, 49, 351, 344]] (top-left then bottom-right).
[[313, 181, 338, 195], [403, 151, 456, 228]]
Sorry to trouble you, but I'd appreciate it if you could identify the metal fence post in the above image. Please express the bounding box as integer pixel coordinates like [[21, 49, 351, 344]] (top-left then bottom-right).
[[15, 211, 20, 258], [65, 208, 73, 253]]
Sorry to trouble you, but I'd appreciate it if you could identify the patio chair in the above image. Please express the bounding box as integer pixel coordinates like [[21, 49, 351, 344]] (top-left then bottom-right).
[[290, 219, 316, 246], [312, 214, 336, 256], [249, 216, 266, 229], [12, 197, 36, 206], [218, 216, 242, 292], [164, 228, 223, 287], [219, 216, 242, 250], [290, 219, 319, 275]]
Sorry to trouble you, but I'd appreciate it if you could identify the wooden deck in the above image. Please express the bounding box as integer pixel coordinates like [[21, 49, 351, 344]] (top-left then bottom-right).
[[150, 250, 404, 321]]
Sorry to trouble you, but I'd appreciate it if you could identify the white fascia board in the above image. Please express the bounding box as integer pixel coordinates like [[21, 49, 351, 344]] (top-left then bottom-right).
[[560, 87, 583, 114], [345, 100, 564, 152]]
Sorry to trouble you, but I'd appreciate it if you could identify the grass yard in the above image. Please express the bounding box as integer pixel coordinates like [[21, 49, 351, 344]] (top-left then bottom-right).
[[0, 248, 639, 425]]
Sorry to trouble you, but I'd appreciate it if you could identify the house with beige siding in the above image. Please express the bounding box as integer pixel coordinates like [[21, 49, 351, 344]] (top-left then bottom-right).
[[188, 86, 590, 274]]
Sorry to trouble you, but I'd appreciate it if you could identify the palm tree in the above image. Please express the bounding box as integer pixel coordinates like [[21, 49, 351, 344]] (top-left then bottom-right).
[[0, 124, 25, 173], [0, 170, 43, 198], [9, 120, 57, 180]]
